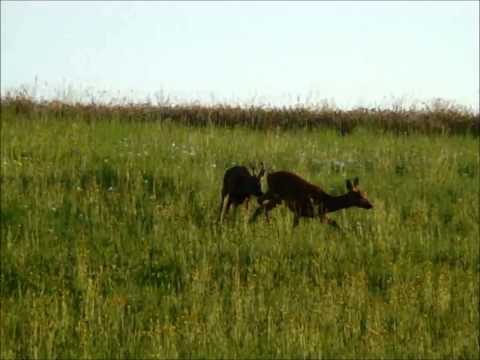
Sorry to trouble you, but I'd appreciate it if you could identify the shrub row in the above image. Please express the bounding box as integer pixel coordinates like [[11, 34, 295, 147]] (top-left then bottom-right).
[[2, 95, 478, 136]]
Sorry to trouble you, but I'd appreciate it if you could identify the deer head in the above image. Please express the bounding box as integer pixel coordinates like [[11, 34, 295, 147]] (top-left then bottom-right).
[[248, 162, 265, 197], [345, 177, 373, 209]]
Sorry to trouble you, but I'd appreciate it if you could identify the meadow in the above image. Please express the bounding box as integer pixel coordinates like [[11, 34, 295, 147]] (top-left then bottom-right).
[[1, 97, 479, 359]]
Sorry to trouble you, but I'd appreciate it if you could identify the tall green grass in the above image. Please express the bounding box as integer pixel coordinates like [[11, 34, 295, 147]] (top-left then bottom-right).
[[1, 111, 478, 358]]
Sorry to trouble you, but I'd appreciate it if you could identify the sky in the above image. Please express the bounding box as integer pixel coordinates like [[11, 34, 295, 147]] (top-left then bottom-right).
[[1, 1, 479, 110]]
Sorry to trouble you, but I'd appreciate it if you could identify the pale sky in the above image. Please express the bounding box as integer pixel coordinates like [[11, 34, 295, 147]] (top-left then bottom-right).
[[1, 1, 479, 110]]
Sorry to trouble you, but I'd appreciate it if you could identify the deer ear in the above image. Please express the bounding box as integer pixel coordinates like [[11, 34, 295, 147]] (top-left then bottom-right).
[[257, 162, 265, 179], [353, 177, 359, 187], [346, 179, 353, 191]]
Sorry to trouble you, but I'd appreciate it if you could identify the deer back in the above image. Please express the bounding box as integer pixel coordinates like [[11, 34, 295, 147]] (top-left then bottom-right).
[[266, 171, 327, 202]]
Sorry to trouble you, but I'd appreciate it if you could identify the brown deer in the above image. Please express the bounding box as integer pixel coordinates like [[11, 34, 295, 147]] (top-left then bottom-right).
[[251, 171, 372, 228], [218, 163, 265, 222]]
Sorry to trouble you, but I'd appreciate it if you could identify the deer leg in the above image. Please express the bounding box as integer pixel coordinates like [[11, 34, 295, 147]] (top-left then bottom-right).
[[232, 202, 241, 220], [218, 193, 228, 223], [250, 203, 264, 223], [322, 216, 341, 230], [293, 214, 300, 227], [285, 200, 301, 227], [243, 197, 253, 222], [262, 196, 281, 223], [225, 197, 234, 219]]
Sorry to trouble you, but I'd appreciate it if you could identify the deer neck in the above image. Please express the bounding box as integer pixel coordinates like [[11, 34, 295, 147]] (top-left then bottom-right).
[[322, 193, 352, 213]]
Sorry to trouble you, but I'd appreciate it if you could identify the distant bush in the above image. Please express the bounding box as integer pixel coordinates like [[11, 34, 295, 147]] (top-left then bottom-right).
[[2, 92, 478, 136]]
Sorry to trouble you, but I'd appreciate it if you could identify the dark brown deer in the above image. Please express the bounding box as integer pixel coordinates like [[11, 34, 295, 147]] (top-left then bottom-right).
[[218, 164, 265, 222], [251, 171, 372, 228]]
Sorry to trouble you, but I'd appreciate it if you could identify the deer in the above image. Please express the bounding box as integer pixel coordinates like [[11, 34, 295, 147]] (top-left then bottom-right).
[[250, 171, 373, 228], [218, 163, 265, 222]]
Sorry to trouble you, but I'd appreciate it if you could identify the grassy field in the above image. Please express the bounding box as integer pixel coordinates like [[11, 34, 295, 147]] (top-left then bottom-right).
[[1, 102, 479, 358]]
